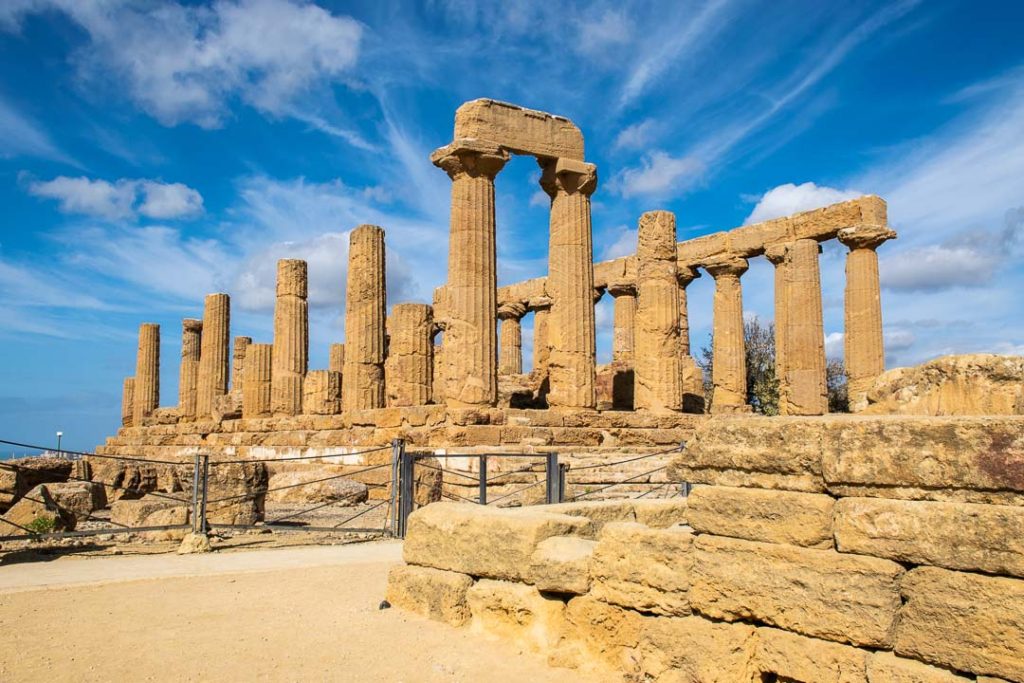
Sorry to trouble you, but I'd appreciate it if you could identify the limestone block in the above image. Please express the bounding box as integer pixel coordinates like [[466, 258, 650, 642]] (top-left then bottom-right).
[[453, 98, 584, 160], [0, 456, 73, 512], [528, 535, 596, 594], [754, 627, 868, 683], [212, 391, 242, 422], [402, 503, 592, 581], [590, 522, 694, 616], [265, 471, 367, 505], [668, 417, 827, 492], [242, 343, 272, 419], [204, 460, 267, 526], [0, 484, 76, 534], [691, 535, 903, 647], [561, 595, 644, 671], [542, 499, 636, 532], [835, 497, 1024, 577], [231, 335, 251, 394], [111, 495, 180, 527], [385, 564, 474, 626], [896, 567, 1024, 681], [637, 616, 757, 683], [687, 485, 835, 548], [867, 652, 972, 683], [302, 370, 341, 415], [466, 579, 566, 653], [385, 303, 433, 407], [328, 343, 345, 374], [631, 499, 688, 528], [46, 482, 103, 521]]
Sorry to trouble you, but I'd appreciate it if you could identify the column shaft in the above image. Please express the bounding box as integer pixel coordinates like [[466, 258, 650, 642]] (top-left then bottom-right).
[[178, 318, 202, 419], [783, 239, 827, 415], [303, 370, 341, 415], [386, 303, 434, 406], [766, 244, 791, 410], [232, 336, 252, 395], [707, 257, 751, 414], [634, 211, 682, 412], [242, 343, 273, 418], [121, 377, 135, 427], [133, 323, 159, 424], [272, 259, 308, 416], [343, 225, 387, 411], [196, 293, 230, 418], [497, 302, 526, 376], [678, 269, 704, 413], [609, 285, 636, 364], [329, 343, 345, 374], [532, 307, 551, 375]]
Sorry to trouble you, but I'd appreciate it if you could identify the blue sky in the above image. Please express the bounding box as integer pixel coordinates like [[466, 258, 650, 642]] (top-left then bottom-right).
[[1, 0, 1022, 454]]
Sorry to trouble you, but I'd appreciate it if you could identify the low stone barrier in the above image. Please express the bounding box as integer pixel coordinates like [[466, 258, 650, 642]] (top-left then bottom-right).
[[385, 415, 1024, 682]]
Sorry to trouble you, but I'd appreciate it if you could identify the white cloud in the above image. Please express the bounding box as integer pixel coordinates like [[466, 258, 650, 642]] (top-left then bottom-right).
[[612, 119, 657, 152], [884, 328, 916, 352], [0, 96, 72, 163], [576, 10, 632, 54], [28, 176, 203, 220], [528, 190, 549, 209], [824, 332, 844, 359], [744, 182, 862, 224], [602, 226, 637, 260], [613, 151, 704, 198]]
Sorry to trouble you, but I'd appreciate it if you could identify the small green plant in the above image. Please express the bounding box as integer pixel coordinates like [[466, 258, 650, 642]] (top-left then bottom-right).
[[26, 515, 57, 535]]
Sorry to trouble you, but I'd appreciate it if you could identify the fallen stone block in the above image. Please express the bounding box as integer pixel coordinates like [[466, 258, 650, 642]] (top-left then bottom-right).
[[835, 497, 1024, 578], [638, 615, 756, 682], [386, 564, 474, 626], [559, 595, 644, 672], [867, 651, 973, 682], [754, 627, 867, 683], [46, 481, 104, 521], [542, 500, 636, 532], [691, 534, 903, 648], [590, 522, 693, 616], [0, 456, 72, 512], [528, 535, 595, 594], [402, 503, 592, 581], [466, 579, 565, 652], [0, 484, 76, 534], [687, 485, 834, 548], [265, 470, 368, 505], [630, 498, 687, 528], [111, 495, 185, 528], [896, 567, 1024, 681]]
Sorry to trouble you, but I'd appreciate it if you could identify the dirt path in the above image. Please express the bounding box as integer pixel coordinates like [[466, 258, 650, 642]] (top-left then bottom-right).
[[0, 542, 603, 682]]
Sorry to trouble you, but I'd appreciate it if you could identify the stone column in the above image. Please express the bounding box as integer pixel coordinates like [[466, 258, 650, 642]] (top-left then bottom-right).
[[431, 140, 508, 407], [303, 370, 341, 415], [677, 267, 704, 413], [329, 343, 345, 374], [385, 303, 434, 406], [634, 211, 682, 413], [178, 318, 202, 420], [782, 239, 828, 415], [540, 158, 599, 409], [133, 323, 159, 425], [497, 302, 526, 375], [242, 343, 273, 419], [765, 243, 791, 409], [271, 259, 308, 416], [531, 302, 552, 376], [196, 293, 230, 418], [607, 282, 636, 364], [706, 256, 751, 414], [232, 336, 251, 395], [121, 377, 135, 427], [839, 225, 896, 411], [343, 225, 387, 411]]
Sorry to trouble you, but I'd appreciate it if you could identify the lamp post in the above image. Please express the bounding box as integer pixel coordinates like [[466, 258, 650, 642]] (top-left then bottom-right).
[[56, 431, 63, 459]]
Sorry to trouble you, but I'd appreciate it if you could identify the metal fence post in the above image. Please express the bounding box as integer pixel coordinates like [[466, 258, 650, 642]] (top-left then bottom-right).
[[389, 439, 401, 537], [397, 441, 413, 539], [478, 455, 487, 505], [198, 454, 210, 534], [545, 453, 559, 504], [558, 462, 568, 503], [190, 453, 202, 533]]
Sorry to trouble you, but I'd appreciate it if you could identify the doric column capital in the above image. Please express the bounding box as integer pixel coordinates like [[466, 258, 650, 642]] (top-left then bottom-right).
[[607, 281, 637, 298], [677, 266, 701, 287], [838, 224, 897, 251], [431, 139, 509, 180], [526, 295, 554, 312], [539, 157, 598, 198], [183, 318, 203, 332], [497, 301, 527, 320], [704, 255, 749, 279], [764, 242, 790, 265]]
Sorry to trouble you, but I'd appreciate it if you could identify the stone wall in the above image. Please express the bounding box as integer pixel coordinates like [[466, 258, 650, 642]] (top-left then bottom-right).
[[385, 415, 1024, 682]]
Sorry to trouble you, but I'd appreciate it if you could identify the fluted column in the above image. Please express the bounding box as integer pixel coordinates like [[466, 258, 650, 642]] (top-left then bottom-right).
[[178, 318, 202, 419], [497, 302, 526, 375], [706, 256, 751, 414], [431, 140, 508, 407], [343, 225, 387, 411], [386, 303, 434, 406], [431, 286, 448, 404], [232, 336, 252, 395], [242, 343, 273, 419], [839, 225, 896, 411], [133, 323, 159, 425], [783, 239, 828, 415], [677, 267, 704, 413], [531, 303, 552, 376], [329, 343, 345, 374], [540, 158, 598, 409], [765, 243, 791, 409], [634, 211, 682, 413], [121, 377, 135, 427], [608, 282, 636, 364], [196, 293, 230, 418], [272, 259, 308, 416]]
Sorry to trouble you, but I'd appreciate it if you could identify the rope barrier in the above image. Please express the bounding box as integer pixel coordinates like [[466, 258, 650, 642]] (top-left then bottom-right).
[[0, 438, 182, 466], [331, 499, 389, 529], [210, 444, 390, 465], [567, 443, 684, 471], [0, 460, 189, 504], [485, 478, 546, 506], [570, 464, 669, 502], [204, 462, 390, 505]]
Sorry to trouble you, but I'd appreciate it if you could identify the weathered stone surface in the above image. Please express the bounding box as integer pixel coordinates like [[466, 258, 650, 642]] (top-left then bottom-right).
[[265, 471, 367, 505], [231, 335, 251, 395], [692, 535, 903, 647], [590, 522, 693, 616], [0, 456, 72, 511], [177, 532, 212, 554], [86, 458, 158, 501], [121, 376, 135, 427], [196, 293, 230, 418], [453, 98, 584, 160], [780, 239, 828, 416], [864, 354, 1024, 416], [403, 503, 591, 581], [302, 370, 341, 415], [204, 460, 267, 525], [343, 226, 386, 411], [630, 615, 756, 682], [0, 484, 76, 534], [896, 567, 1024, 681], [835, 497, 1024, 577], [466, 579, 565, 652], [46, 481, 104, 521], [755, 627, 868, 683], [178, 318, 202, 419], [631, 499, 688, 528], [867, 652, 972, 683], [687, 485, 835, 548], [242, 343, 273, 418], [133, 323, 160, 425], [543, 500, 636, 531], [272, 259, 308, 416], [386, 564, 473, 626], [385, 303, 433, 407], [528, 535, 595, 594], [111, 495, 183, 527], [706, 256, 751, 414], [559, 595, 643, 672], [212, 390, 243, 422]]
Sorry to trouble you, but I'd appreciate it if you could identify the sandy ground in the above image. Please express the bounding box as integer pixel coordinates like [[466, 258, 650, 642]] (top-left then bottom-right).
[[0, 542, 603, 682]]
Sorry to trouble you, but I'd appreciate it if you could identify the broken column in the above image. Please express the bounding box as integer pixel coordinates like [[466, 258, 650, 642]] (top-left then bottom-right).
[[178, 318, 202, 420], [242, 343, 272, 419], [271, 259, 308, 416], [608, 282, 636, 364], [531, 301, 552, 376], [783, 239, 828, 415], [497, 302, 526, 375], [678, 267, 704, 413], [706, 256, 751, 414], [232, 336, 252, 395], [540, 158, 598, 409], [133, 323, 159, 425], [432, 140, 508, 406], [303, 370, 341, 415], [196, 293, 230, 418], [343, 225, 386, 411], [386, 303, 434, 407], [765, 243, 791, 409], [121, 377, 135, 427], [329, 343, 345, 374], [634, 211, 682, 413], [839, 225, 896, 411]]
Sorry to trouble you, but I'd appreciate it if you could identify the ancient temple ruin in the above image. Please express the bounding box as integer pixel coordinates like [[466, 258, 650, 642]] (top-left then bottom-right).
[[101, 99, 897, 462]]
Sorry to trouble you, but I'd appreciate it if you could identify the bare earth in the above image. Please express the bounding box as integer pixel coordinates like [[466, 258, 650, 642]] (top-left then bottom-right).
[[0, 542, 601, 682]]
